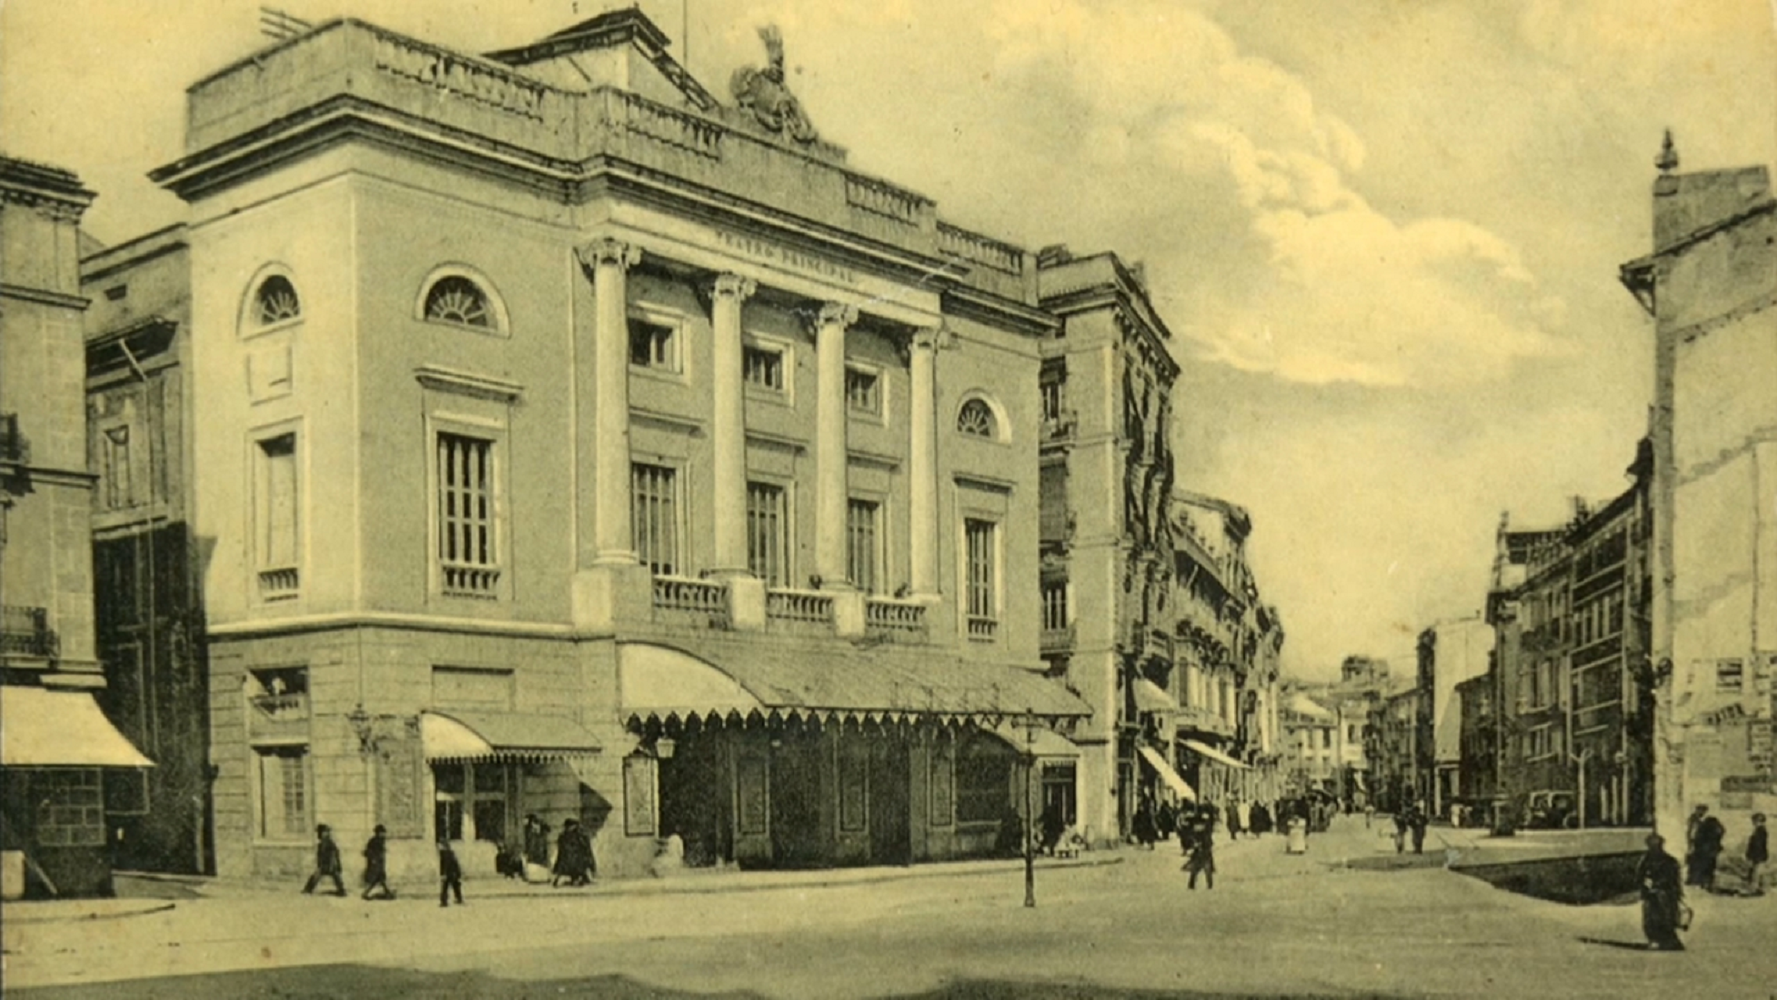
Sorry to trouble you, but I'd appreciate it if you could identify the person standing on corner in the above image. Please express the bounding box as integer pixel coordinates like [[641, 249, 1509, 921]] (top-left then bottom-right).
[[362, 824, 396, 900], [438, 838, 464, 907], [1687, 805, 1726, 890], [301, 824, 346, 896], [1637, 833, 1686, 951], [1745, 813, 1768, 896], [1407, 801, 1429, 856]]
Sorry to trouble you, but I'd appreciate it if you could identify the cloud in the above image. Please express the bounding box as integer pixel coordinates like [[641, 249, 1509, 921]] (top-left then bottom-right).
[[984, 0, 1571, 388]]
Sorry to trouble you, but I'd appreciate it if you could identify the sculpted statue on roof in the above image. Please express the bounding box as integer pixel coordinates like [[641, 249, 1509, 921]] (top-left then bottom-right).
[[731, 25, 819, 145]]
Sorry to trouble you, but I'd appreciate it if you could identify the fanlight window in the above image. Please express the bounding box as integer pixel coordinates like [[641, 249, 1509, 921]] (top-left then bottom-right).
[[255, 276, 301, 326], [957, 399, 998, 439], [424, 276, 492, 328]]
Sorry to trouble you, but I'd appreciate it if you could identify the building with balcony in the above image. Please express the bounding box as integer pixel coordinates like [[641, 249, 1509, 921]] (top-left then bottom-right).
[[1369, 686, 1429, 814], [1280, 688, 1337, 793], [1455, 673, 1496, 816], [1, 155, 153, 898], [80, 225, 213, 874], [147, 11, 1086, 882], [1031, 248, 1181, 844], [1486, 442, 1654, 828], [1618, 141, 1777, 838]]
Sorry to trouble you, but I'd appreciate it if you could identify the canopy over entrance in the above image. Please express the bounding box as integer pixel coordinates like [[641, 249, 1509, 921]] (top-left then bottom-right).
[[1138, 746, 1195, 801], [1132, 678, 1179, 713], [419, 711, 601, 763], [988, 723, 1081, 758], [1182, 738, 1249, 770], [0, 686, 153, 768], [617, 641, 1091, 727]]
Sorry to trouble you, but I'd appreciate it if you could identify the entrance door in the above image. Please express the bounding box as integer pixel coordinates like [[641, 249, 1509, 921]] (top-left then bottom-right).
[[869, 736, 911, 865], [768, 731, 823, 867]]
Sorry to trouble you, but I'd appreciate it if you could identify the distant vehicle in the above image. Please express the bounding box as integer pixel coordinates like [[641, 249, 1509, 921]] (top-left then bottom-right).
[[1521, 790, 1577, 830]]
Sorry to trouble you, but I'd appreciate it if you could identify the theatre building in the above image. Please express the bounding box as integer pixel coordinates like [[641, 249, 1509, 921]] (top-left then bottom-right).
[[150, 11, 1085, 881]]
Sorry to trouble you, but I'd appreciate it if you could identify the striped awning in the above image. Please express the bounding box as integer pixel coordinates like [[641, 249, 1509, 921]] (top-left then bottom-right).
[[1138, 745, 1196, 801], [0, 686, 153, 768], [420, 711, 600, 763], [1183, 738, 1249, 770]]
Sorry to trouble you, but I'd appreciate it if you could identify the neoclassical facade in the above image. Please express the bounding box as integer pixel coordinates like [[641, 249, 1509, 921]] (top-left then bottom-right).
[[151, 11, 1084, 880]]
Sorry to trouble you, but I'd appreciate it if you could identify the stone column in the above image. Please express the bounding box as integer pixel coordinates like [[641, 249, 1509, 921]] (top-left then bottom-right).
[[813, 302, 858, 587], [709, 273, 756, 575], [907, 326, 943, 597], [585, 238, 641, 564]]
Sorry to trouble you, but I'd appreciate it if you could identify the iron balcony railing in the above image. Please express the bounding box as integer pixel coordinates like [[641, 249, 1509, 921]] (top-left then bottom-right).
[[1, 605, 60, 659]]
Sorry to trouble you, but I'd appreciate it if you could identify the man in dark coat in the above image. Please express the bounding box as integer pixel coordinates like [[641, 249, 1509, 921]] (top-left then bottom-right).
[[438, 839, 464, 907], [1249, 801, 1272, 836], [1687, 805, 1726, 889], [1182, 805, 1215, 890], [1155, 800, 1177, 844], [301, 824, 346, 896], [552, 818, 595, 887], [1406, 801, 1429, 855], [362, 824, 395, 900], [1132, 797, 1158, 849], [1637, 833, 1685, 951], [1744, 812, 1768, 895]]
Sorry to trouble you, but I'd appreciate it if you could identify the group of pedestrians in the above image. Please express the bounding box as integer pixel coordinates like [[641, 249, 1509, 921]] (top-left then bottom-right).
[[300, 813, 600, 907], [1391, 801, 1429, 855], [1636, 806, 1768, 953]]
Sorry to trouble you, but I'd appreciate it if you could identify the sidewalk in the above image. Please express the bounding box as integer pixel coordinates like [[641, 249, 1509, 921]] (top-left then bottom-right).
[[3, 849, 1122, 925]]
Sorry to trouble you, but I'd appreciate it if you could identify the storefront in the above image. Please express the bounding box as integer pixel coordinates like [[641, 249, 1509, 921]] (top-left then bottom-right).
[[1, 685, 154, 898]]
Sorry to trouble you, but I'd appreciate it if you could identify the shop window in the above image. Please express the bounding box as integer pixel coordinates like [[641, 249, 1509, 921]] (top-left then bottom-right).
[[432, 761, 511, 842], [955, 735, 1013, 824]]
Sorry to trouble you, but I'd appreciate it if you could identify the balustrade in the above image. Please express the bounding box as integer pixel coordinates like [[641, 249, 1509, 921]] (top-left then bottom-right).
[[652, 576, 730, 624], [966, 616, 999, 642], [0, 606, 58, 658], [865, 598, 927, 641], [767, 588, 836, 626], [441, 563, 501, 597], [845, 175, 926, 225], [258, 568, 300, 599], [372, 31, 549, 120], [937, 221, 1023, 275], [248, 691, 312, 741], [606, 90, 724, 159]]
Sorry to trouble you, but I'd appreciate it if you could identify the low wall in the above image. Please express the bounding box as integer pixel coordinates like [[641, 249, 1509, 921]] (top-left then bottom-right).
[[1453, 850, 1642, 905]]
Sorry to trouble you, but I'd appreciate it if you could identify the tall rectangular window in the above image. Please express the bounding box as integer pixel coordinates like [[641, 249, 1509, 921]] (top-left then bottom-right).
[[632, 463, 680, 575], [845, 366, 880, 417], [847, 498, 880, 593], [437, 433, 499, 595], [746, 482, 788, 586], [1041, 580, 1068, 631], [1717, 659, 1745, 693], [256, 432, 299, 597], [965, 518, 997, 638], [256, 746, 308, 840], [104, 426, 133, 509]]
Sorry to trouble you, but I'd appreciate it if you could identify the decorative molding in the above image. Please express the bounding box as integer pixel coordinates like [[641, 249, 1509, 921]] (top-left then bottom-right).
[[630, 406, 705, 437], [847, 449, 900, 472], [818, 301, 860, 328], [711, 273, 758, 302], [745, 429, 806, 454], [953, 472, 1015, 494], [414, 363, 524, 402], [0, 282, 90, 311]]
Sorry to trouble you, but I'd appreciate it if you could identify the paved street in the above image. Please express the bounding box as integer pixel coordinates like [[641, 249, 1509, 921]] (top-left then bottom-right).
[[6, 816, 1774, 999]]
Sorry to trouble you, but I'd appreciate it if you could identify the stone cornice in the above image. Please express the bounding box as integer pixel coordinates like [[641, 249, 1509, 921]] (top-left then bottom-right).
[[0, 282, 91, 311], [414, 363, 524, 402]]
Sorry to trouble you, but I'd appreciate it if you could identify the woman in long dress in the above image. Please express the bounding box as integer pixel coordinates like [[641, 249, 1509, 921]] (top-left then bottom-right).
[[1637, 833, 1686, 951]]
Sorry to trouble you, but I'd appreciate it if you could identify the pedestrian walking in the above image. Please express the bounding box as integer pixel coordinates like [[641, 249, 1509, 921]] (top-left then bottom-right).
[[1156, 799, 1177, 843], [1637, 833, 1686, 951], [1364, 802, 1375, 829], [1225, 797, 1244, 841], [1132, 797, 1158, 850], [1407, 801, 1429, 855], [551, 818, 595, 886], [438, 839, 464, 907], [362, 824, 396, 900], [1391, 808, 1408, 854], [301, 824, 346, 896], [1686, 804, 1726, 889], [1745, 812, 1768, 896], [1182, 806, 1215, 889], [1250, 801, 1272, 836]]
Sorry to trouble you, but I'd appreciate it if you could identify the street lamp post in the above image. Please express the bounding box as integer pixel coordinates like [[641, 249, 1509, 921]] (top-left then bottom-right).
[[1023, 710, 1037, 908]]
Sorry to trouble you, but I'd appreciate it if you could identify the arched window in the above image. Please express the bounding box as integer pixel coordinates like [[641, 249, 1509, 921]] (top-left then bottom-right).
[[423, 276, 492, 328], [254, 275, 301, 326], [957, 398, 997, 439]]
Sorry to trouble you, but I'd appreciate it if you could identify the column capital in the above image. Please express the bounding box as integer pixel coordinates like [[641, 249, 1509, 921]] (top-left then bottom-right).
[[710, 273, 758, 302], [911, 324, 952, 353], [576, 238, 642, 273], [817, 301, 859, 329]]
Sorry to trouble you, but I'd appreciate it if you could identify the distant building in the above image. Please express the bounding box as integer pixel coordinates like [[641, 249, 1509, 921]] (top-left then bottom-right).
[[1279, 688, 1337, 793], [81, 225, 212, 874], [1420, 617, 1493, 818], [1455, 673, 1496, 813], [1619, 143, 1777, 838], [1370, 687, 1428, 813], [1, 154, 153, 898]]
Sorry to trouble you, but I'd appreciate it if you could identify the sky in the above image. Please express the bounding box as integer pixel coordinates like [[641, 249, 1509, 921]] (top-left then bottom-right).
[[3, 0, 1774, 680]]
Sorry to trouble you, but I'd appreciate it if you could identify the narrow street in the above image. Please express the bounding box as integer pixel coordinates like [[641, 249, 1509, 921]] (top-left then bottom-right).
[[8, 817, 1773, 998]]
